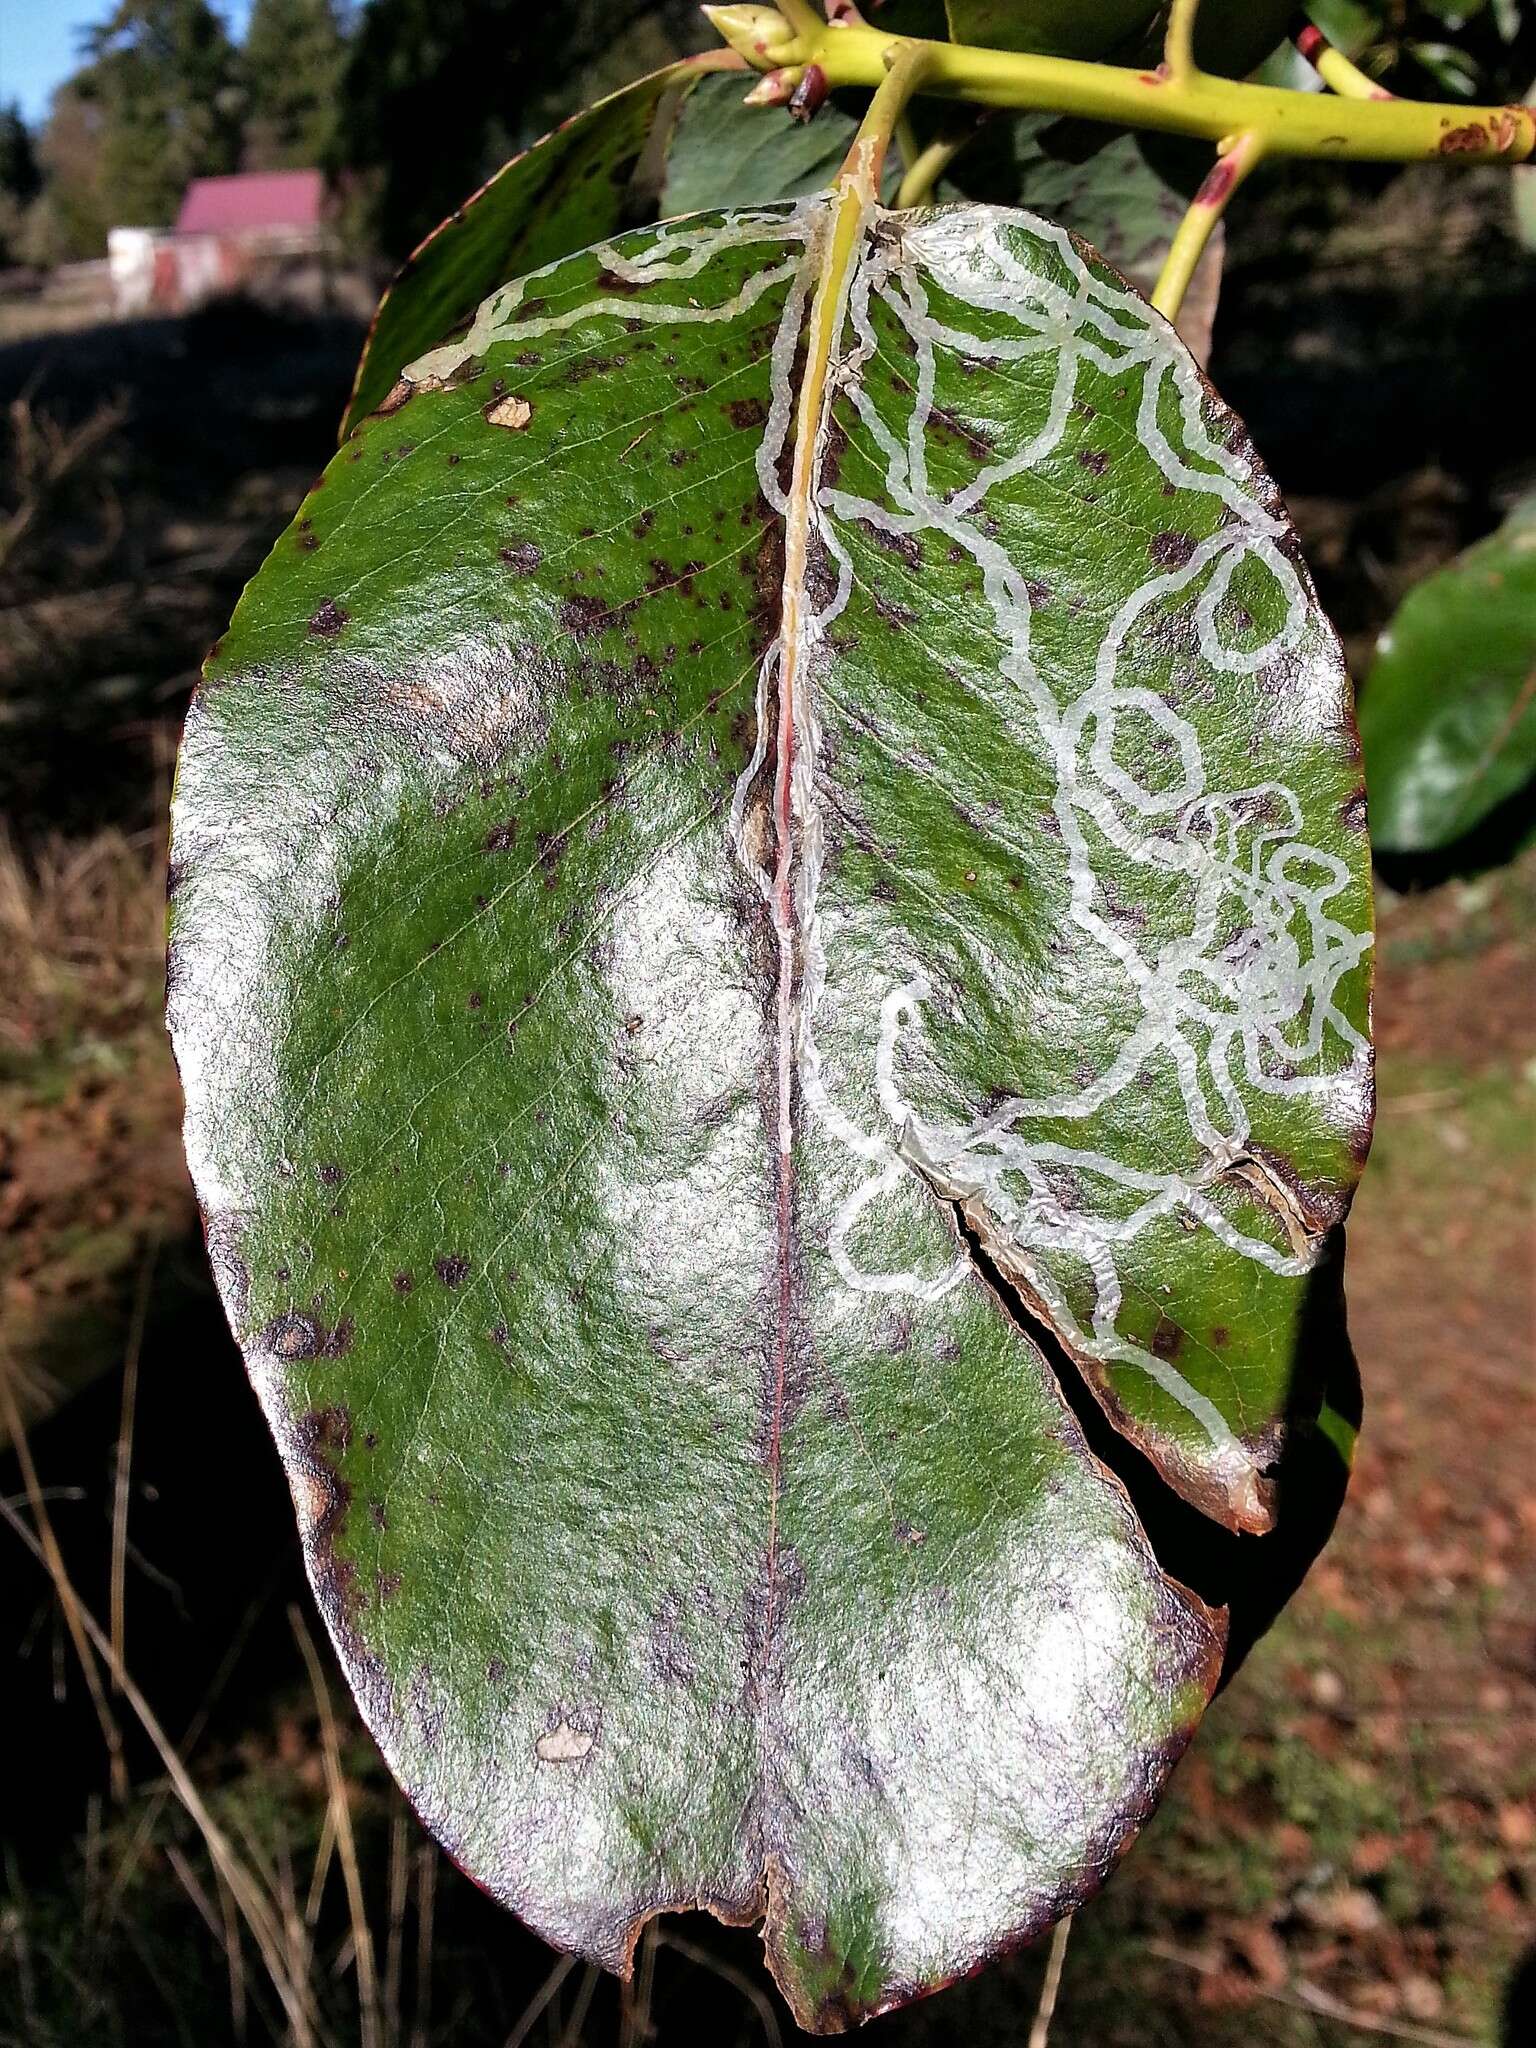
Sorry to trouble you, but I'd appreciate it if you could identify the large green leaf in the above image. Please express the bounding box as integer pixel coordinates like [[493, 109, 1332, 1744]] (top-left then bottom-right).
[[1360, 493, 1536, 852], [169, 192, 1371, 2026], [342, 57, 731, 438]]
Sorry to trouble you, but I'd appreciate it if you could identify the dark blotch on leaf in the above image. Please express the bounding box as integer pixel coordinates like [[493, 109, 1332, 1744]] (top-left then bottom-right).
[[435, 1254, 470, 1288], [560, 594, 614, 641], [265, 1312, 320, 1361], [1150, 530, 1197, 568], [1151, 1315, 1185, 1360], [302, 1404, 352, 1455], [308, 598, 349, 637], [322, 1315, 355, 1358]]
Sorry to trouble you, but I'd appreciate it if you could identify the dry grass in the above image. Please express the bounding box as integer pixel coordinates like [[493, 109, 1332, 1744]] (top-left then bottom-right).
[[0, 394, 129, 585], [0, 824, 166, 1065]]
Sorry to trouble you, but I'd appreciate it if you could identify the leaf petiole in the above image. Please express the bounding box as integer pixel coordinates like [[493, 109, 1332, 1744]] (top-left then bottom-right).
[[1151, 128, 1264, 322]]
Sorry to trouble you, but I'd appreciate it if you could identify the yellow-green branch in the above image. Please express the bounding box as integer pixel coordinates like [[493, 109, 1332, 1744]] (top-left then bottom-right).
[[703, 6, 1534, 165], [1152, 129, 1263, 321]]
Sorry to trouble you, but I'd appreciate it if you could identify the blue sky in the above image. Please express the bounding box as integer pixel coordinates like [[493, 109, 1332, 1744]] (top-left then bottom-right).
[[0, 2, 255, 125]]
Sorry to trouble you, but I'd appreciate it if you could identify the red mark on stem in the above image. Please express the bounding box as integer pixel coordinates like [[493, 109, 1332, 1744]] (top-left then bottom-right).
[[1195, 155, 1240, 208]]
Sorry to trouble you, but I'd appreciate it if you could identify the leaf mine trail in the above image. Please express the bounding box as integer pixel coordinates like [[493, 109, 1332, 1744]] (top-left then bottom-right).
[[411, 168, 1372, 1535]]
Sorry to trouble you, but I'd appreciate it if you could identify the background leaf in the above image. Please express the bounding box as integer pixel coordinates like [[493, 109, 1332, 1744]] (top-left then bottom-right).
[[1360, 490, 1536, 852], [665, 74, 866, 212], [940, 1, 1296, 75], [942, 1, 1157, 58]]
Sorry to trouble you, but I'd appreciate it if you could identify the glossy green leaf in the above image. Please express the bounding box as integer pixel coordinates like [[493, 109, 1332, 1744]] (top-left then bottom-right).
[[1305, 0, 1381, 59], [1191, 0, 1298, 80], [170, 194, 1371, 2026], [942, 0, 1292, 75], [943, 1, 1157, 59], [1360, 493, 1536, 851], [343, 58, 719, 438]]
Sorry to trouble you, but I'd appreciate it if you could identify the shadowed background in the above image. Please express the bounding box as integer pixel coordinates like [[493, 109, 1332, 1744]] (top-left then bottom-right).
[[1, 4, 1532, 2043]]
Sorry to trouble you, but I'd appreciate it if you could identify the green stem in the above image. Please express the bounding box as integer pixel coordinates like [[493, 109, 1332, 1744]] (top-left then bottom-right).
[[1163, 0, 1202, 86], [843, 37, 937, 190], [1294, 22, 1394, 103], [1151, 130, 1264, 322], [703, 7, 1534, 165]]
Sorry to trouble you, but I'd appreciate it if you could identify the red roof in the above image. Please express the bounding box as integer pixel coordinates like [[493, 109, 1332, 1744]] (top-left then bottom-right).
[[175, 171, 326, 236]]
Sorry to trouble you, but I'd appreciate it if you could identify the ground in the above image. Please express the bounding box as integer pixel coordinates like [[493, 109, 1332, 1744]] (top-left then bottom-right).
[[4, 841, 1530, 2047]]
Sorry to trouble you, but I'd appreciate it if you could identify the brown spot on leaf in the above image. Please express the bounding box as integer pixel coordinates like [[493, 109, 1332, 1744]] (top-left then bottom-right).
[[1150, 530, 1197, 568], [858, 519, 921, 570], [322, 1315, 355, 1358], [374, 376, 414, 417], [434, 1254, 470, 1288], [302, 1404, 352, 1455], [265, 1312, 320, 1361], [535, 1719, 594, 1762], [484, 394, 532, 430], [308, 598, 348, 637], [560, 594, 614, 641], [1150, 1315, 1185, 1360]]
